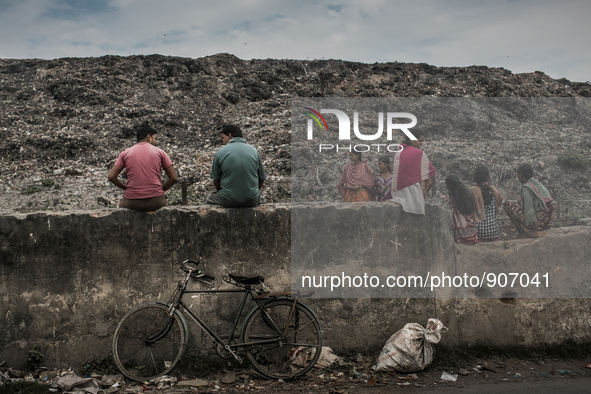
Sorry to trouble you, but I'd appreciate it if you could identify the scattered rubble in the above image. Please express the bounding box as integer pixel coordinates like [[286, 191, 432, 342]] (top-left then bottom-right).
[[0, 54, 589, 218], [2, 352, 591, 393], [440, 371, 458, 382], [315, 347, 345, 368]]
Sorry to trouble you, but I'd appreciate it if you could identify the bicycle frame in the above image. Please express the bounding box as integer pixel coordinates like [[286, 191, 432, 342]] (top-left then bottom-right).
[[166, 272, 296, 364], [113, 260, 322, 382]]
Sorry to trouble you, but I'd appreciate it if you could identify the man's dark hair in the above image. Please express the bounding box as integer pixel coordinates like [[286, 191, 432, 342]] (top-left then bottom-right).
[[136, 124, 157, 142], [221, 124, 243, 138]]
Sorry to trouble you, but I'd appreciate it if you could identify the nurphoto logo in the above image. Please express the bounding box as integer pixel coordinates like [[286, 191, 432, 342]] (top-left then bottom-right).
[[305, 109, 418, 153]]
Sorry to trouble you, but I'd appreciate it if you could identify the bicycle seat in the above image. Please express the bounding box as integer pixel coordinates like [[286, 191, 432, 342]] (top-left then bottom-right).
[[228, 274, 264, 285]]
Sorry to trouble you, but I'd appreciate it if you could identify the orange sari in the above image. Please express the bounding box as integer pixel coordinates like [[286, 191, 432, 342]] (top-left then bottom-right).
[[344, 188, 372, 202], [338, 161, 375, 202]]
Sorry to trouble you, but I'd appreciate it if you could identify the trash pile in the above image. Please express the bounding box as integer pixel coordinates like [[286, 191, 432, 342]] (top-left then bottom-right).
[[0, 367, 117, 393], [0, 352, 407, 393], [0, 54, 589, 216], [3, 334, 591, 393]]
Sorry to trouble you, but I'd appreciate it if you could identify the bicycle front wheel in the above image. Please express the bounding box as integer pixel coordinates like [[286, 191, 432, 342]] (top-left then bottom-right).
[[112, 303, 188, 381], [241, 299, 322, 380]]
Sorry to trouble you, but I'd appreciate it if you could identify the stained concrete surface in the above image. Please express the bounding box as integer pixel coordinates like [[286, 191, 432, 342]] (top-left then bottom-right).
[[1, 204, 590, 368]]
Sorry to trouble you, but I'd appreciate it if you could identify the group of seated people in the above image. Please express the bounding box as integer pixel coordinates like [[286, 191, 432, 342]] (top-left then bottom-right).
[[444, 163, 553, 244], [443, 166, 502, 244], [337, 133, 436, 215], [113, 122, 554, 242], [337, 133, 554, 243], [108, 124, 266, 211]]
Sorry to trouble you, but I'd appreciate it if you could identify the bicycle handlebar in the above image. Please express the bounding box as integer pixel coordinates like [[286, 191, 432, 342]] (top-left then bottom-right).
[[180, 259, 215, 282], [200, 273, 215, 281]]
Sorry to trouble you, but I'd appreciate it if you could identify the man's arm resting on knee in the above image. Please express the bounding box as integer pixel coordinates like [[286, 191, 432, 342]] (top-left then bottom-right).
[[107, 165, 126, 190], [163, 165, 179, 191]]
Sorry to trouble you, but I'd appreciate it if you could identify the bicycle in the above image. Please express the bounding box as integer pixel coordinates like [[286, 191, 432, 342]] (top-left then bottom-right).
[[112, 259, 322, 381]]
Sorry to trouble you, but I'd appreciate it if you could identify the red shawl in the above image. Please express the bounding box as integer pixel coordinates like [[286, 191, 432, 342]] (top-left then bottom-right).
[[338, 161, 375, 199], [391, 144, 436, 192]]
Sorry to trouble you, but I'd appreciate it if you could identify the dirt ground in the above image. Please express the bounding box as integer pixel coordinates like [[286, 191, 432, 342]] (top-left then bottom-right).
[[3, 345, 591, 393], [132, 356, 591, 393]]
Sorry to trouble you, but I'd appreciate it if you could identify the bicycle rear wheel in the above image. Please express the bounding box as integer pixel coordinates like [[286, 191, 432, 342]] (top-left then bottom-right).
[[241, 299, 322, 380], [112, 303, 188, 381]]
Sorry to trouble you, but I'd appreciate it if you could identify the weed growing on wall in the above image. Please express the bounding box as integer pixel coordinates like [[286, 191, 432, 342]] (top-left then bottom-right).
[[24, 346, 44, 370], [77, 354, 119, 375]]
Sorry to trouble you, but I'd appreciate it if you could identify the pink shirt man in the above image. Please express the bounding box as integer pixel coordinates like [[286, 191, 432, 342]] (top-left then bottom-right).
[[108, 125, 178, 211], [114, 142, 173, 199]]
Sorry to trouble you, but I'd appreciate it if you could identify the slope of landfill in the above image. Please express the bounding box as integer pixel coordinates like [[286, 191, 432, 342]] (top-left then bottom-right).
[[0, 53, 590, 217]]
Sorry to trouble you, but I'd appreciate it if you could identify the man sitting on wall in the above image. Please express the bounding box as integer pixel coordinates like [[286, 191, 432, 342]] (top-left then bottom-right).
[[206, 124, 266, 207], [108, 123, 178, 211]]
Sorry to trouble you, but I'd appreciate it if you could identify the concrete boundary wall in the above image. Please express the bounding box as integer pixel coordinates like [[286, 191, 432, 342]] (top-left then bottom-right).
[[1, 204, 590, 368]]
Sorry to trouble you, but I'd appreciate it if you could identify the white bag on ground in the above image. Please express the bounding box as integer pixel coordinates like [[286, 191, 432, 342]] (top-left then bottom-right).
[[373, 318, 447, 373]]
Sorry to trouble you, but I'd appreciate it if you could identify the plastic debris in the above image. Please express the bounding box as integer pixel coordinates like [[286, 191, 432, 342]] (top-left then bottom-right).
[[55, 375, 99, 394], [440, 371, 458, 382], [314, 347, 345, 368], [176, 378, 209, 387], [153, 375, 177, 389]]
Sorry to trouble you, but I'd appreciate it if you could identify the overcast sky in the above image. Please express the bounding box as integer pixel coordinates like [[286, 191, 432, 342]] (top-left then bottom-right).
[[1, 0, 589, 82]]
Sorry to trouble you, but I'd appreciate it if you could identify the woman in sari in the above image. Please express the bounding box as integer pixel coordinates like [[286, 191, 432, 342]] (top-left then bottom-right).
[[389, 133, 436, 214], [444, 175, 478, 245], [471, 165, 503, 242], [337, 151, 375, 202], [503, 164, 553, 238], [372, 156, 393, 202]]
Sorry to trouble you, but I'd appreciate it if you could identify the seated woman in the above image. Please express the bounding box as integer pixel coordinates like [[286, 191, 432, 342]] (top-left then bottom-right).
[[444, 175, 478, 245], [503, 164, 553, 238], [389, 133, 436, 214], [372, 156, 393, 202], [337, 151, 375, 202], [471, 165, 503, 242]]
